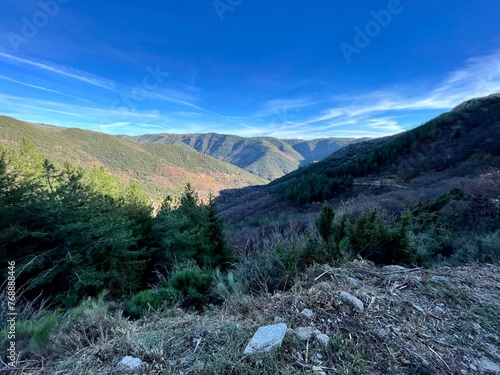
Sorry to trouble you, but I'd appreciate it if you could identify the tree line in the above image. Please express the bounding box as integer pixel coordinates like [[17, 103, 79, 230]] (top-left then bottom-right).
[[0, 140, 233, 308]]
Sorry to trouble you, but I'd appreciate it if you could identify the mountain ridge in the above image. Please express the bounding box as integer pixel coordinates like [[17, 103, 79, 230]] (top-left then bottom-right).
[[119, 132, 364, 180], [0, 116, 267, 200]]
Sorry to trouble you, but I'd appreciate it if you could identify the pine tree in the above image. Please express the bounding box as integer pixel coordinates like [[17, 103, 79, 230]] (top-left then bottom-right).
[[317, 203, 335, 245], [204, 195, 234, 269]]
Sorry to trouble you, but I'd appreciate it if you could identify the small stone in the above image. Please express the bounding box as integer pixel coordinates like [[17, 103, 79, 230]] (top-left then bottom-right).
[[347, 277, 360, 287], [300, 308, 314, 319], [382, 265, 407, 272], [430, 276, 448, 282], [118, 356, 143, 370], [339, 291, 364, 313], [315, 333, 330, 346], [243, 323, 287, 355], [295, 326, 320, 340], [274, 316, 284, 323]]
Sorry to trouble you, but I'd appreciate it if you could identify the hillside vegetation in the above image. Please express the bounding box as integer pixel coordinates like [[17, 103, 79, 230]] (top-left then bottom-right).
[[219, 95, 499, 265], [278, 94, 500, 204], [3, 259, 499, 374], [0, 116, 267, 200], [1, 96, 499, 375], [121, 133, 361, 180]]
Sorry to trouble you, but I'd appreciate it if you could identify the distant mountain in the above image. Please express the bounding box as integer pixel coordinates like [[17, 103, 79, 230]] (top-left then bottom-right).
[[119, 133, 362, 180], [0, 116, 267, 199], [219, 94, 500, 226]]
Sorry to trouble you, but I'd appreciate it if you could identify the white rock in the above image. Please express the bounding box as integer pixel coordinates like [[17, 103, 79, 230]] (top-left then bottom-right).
[[347, 277, 360, 287], [316, 333, 330, 346], [118, 356, 143, 370], [300, 308, 314, 319], [243, 323, 287, 355], [295, 327, 318, 340], [339, 291, 364, 313]]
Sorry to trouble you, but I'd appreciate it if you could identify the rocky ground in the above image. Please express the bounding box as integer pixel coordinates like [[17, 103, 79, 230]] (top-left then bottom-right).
[[7, 261, 500, 374]]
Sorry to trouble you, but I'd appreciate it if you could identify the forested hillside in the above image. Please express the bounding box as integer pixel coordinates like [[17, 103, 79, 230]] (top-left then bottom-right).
[[121, 133, 361, 180], [0, 116, 267, 200], [219, 95, 500, 265], [278, 94, 500, 204]]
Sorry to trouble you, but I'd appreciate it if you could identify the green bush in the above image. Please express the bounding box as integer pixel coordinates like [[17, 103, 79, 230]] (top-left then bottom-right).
[[126, 288, 175, 319], [170, 268, 213, 300], [235, 247, 289, 294], [212, 269, 240, 300], [347, 209, 416, 265], [315, 203, 350, 263]]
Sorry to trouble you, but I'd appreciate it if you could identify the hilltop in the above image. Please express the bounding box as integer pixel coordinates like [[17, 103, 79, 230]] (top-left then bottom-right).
[[120, 133, 362, 180], [0, 116, 267, 200]]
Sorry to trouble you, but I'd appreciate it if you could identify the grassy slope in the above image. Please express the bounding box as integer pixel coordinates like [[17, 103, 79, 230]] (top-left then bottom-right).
[[13, 262, 500, 374], [122, 133, 360, 180], [0, 116, 267, 199]]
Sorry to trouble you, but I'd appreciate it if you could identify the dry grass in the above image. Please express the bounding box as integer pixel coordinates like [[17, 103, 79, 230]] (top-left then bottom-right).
[[2, 262, 499, 374]]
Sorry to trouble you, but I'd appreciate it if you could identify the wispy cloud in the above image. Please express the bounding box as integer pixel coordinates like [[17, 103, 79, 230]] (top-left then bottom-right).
[[1, 48, 499, 140], [253, 97, 319, 118], [249, 50, 500, 138], [15, 103, 92, 118], [148, 91, 223, 117], [0, 52, 117, 91], [0, 75, 92, 102]]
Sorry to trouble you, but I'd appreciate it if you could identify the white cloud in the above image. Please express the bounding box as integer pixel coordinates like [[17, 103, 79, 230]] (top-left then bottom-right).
[[0, 52, 117, 91], [0, 75, 91, 102], [252, 50, 500, 139]]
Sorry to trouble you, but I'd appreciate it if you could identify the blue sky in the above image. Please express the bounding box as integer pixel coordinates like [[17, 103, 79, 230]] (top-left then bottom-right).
[[0, 0, 499, 139]]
